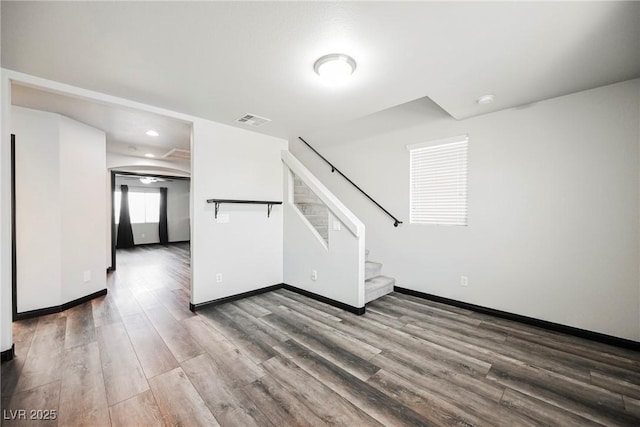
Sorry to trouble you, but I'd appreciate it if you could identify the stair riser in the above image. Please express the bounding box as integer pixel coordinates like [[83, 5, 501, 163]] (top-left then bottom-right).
[[365, 264, 382, 280], [365, 283, 394, 303], [306, 216, 328, 226], [295, 204, 328, 215], [294, 195, 323, 204], [365, 275, 395, 304]]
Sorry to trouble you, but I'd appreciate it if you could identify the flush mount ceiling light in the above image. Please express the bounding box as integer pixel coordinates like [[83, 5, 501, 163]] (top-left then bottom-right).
[[144, 153, 155, 158], [314, 53, 357, 84], [139, 177, 158, 184], [476, 94, 495, 105], [145, 130, 159, 137]]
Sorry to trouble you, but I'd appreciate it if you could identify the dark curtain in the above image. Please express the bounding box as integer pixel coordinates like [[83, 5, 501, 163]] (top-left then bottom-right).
[[116, 185, 135, 248], [159, 187, 169, 245]]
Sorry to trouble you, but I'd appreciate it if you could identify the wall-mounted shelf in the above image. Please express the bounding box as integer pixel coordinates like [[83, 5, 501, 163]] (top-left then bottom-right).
[[206, 199, 283, 219]]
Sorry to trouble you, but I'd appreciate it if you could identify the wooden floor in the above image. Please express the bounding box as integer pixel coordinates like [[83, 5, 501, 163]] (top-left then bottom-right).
[[2, 244, 640, 426]]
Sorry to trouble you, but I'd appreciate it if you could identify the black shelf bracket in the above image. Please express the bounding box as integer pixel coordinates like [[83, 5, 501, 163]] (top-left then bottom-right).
[[207, 199, 283, 219]]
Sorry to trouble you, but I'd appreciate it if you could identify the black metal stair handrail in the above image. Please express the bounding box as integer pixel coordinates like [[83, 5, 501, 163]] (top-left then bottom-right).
[[206, 199, 282, 219], [297, 137, 403, 227]]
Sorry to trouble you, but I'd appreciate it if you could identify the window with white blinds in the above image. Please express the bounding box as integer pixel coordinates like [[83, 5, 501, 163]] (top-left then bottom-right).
[[408, 135, 468, 226]]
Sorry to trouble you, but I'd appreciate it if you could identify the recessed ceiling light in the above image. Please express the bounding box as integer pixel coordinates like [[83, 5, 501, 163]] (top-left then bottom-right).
[[476, 94, 495, 105], [139, 177, 157, 184], [314, 53, 357, 84], [145, 130, 159, 137], [144, 153, 155, 158]]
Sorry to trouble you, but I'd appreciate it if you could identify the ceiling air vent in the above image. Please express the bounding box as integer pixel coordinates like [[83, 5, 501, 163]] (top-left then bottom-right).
[[161, 148, 191, 161], [236, 113, 271, 127]]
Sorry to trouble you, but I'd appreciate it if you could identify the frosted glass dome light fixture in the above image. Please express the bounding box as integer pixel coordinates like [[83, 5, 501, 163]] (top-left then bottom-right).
[[476, 94, 495, 105], [314, 53, 357, 84]]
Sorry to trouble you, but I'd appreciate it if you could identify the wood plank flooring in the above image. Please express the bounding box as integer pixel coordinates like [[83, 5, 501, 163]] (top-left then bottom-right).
[[2, 243, 640, 426]]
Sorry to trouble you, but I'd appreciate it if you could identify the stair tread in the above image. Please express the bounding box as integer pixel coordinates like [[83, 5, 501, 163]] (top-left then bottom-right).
[[365, 275, 395, 288]]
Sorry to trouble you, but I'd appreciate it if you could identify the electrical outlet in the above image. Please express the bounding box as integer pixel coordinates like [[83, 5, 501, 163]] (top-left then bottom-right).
[[141, 233, 146, 238], [332, 221, 341, 231], [461, 276, 468, 287], [311, 270, 318, 281], [216, 214, 230, 224], [83, 270, 91, 283], [216, 273, 222, 283]]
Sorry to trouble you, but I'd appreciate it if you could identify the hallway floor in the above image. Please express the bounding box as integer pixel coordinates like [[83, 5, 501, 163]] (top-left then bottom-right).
[[2, 243, 640, 426]]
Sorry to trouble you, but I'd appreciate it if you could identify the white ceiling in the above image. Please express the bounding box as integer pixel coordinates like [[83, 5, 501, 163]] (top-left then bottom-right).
[[11, 84, 191, 158], [2, 1, 639, 144], [11, 84, 191, 159]]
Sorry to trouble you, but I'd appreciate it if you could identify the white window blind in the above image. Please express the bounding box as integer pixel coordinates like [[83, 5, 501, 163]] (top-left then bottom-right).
[[408, 135, 468, 226], [114, 189, 160, 224]]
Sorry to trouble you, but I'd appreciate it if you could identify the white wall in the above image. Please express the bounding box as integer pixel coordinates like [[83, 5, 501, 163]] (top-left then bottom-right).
[[13, 107, 62, 312], [114, 176, 190, 244], [291, 79, 640, 341], [59, 115, 108, 304], [12, 106, 107, 312], [191, 119, 286, 305], [282, 157, 365, 308]]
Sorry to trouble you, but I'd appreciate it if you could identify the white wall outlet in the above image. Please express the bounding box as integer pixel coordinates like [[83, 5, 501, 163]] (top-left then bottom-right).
[[332, 221, 341, 231], [216, 214, 230, 224], [461, 276, 468, 287], [216, 273, 223, 283], [141, 233, 146, 238], [83, 270, 91, 283], [311, 270, 318, 281]]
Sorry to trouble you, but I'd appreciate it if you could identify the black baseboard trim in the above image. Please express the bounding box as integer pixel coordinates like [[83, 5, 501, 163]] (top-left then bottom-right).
[[282, 284, 365, 315], [190, 284, 283, 312], [394, 287, 640, 351], [1, 344, 15, 363], [14, 289, 108, 321], [189, 282, 365, 315]]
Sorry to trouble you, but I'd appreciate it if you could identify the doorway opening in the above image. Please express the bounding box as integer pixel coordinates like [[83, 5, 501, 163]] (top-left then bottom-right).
[[9, 80, 194, 321], [110, 171, 191, 271]]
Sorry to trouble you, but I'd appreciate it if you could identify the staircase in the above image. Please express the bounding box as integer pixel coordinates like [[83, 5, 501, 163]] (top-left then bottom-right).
[[292, 172, 395, 304], [365, 249, 395, 303], [293, 174, 329, 243]]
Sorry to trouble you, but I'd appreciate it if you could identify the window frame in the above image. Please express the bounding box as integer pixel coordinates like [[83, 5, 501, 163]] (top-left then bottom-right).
[[114, 187, 161, 225], [407, 134, 469, 226]]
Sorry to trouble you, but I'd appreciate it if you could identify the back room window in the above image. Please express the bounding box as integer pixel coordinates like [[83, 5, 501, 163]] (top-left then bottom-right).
[[408, 134, 468, 226], [114, 189, 160, 224]]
